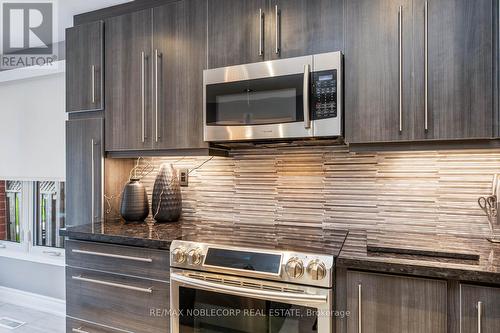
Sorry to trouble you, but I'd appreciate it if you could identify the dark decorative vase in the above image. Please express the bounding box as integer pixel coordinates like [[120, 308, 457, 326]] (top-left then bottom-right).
[[120, 178, 149, 222], [152, 164, 182, 222]]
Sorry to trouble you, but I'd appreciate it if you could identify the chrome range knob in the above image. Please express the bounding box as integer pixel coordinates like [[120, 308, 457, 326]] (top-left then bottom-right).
[[172, 247, 187, 264], [188, 248, 203, 265], [285, 257, 304, 279], [307, 259, 327, 281]]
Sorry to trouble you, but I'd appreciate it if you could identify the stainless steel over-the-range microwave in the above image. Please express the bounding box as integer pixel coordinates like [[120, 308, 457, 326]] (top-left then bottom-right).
[[203, 51, 343, 142]]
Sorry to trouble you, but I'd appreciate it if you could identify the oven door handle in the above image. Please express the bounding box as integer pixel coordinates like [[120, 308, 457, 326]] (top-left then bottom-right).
[[171, 273, 328, 304]]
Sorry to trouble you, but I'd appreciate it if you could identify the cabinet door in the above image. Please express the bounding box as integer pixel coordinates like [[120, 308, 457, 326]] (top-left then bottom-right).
[[347, 271, 447, 333], [413, 0, 493, 140], [207, 0, 268, 68], [460, 284, 500, 333], [67, 267, 169, 333], [66, 21, 103, 112], [269, 0, 343, 60], [66, 118, 103, 228], [105, 10, 153, 151], [344, 0, 414, 143], [153, 0, 208, 149]]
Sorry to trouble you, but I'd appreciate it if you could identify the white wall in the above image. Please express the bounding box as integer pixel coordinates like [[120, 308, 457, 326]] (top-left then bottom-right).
[[0, 257, 65, 300], [0, 73, 66, 180], [0, 73, 66, 302]]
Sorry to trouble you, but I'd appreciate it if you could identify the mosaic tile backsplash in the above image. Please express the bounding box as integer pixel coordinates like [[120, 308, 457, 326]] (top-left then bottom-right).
[[125, 146, 500, 239]]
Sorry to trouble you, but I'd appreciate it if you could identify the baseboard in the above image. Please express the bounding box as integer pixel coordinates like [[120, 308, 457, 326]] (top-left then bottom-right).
[[0, 286, 65, 317]]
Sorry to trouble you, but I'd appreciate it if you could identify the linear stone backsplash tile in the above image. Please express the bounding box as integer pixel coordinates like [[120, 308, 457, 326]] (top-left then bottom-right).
[[129, 146, 500, 238]]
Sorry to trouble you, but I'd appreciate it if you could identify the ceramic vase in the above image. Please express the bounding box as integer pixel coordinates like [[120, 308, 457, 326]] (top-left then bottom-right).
[[120, 178, 149, 222], [152, 164, 182, 222]]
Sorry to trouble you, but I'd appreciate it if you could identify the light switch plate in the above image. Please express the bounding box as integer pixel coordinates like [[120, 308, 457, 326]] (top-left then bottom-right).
[[179, 169, 189, 187]]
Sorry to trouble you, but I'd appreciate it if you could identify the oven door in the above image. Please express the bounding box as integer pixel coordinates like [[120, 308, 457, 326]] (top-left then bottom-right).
[[204, 56, 313, 142], [170, 269, 332, 333]]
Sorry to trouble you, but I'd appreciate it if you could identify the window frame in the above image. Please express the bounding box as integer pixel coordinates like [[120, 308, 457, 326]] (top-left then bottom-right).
[[0, 180, 65, 266]]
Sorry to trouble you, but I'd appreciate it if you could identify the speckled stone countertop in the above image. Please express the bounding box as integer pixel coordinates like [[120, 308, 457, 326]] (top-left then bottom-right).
[[337, 229, 500, 284], [60, 218, 184, 250], [61, 220, 500, 284], [60, 218, 349, 255]]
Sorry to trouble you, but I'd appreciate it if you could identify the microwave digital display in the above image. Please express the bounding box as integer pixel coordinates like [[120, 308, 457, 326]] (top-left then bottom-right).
[[319, 74, 334, 81]]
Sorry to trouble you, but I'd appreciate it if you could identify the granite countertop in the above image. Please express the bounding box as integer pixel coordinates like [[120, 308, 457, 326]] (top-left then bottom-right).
[[61, 219, 500, 284], [338, 229, 500, 284], [60, 218, 184, 250]]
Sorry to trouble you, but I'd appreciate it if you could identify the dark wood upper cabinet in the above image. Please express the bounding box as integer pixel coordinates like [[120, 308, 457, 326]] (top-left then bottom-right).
[[345, 0, 495, 144], [207, 0, 268, 68], [345, 0, 414, 143], [347, 271, 447, 333], [105, 9, 153, 151], [413, 0, 494, 140], [66, 21, 104, 113], [460, 284, 500, 333], [66, 117, 103, 228], [208, 0, 344, 68], [153, 0, 208, 149], [269, 0, 343, 60]]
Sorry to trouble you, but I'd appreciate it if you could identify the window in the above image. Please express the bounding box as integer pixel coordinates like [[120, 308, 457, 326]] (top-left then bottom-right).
[[0, 179, 65, 264], [34, 181, 65, 249], [0, 181, 22, 243]]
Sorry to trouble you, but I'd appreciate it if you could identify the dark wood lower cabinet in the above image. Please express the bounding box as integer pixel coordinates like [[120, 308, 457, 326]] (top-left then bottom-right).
[[66, 240, 170, 333], [67, 317, 123, 333], [460, 284, 500, 333], [346, 271, 447, 333]]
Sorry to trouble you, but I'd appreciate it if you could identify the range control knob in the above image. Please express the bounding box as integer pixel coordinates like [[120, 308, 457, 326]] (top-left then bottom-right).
[[307, 260, 327, 281], [188, 248, 203, 265], [285, 257, 304, 279], [172, 247, 187, 264]]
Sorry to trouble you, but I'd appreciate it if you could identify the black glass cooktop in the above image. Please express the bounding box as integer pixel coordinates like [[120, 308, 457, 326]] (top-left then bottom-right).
[[176, 226, 349, 257]]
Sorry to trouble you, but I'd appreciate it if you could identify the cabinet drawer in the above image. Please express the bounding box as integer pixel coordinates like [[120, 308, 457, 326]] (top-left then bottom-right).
[[67, 317, 123, 333], [67, 267, 169, 333], [65, 239, 169, 281]]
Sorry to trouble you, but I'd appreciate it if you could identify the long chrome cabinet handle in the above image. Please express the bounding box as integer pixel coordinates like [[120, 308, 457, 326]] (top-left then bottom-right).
[[398, 5, 403, 133], [91, 65, 95, 104], [90, 139, 95, 233], [72, 275, 153, 294], [477, 301, 483, 333], [303, 64, 311, 129], [72, 249, 153, 262], [275, 5, 280, 55], [259, 9, 264, 56], [155, 49, 160, 143], [141, 51, 146, 143], [424, 1, 429, 131], [72, 328, 89, 333], [172, 273, 327, 304], [358, 284, 362, 333]]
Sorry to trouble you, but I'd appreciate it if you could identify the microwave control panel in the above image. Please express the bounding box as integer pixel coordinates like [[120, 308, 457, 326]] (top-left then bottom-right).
[[312, 70, 337, 120]]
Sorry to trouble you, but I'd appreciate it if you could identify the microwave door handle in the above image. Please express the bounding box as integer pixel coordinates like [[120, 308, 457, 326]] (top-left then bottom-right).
[[171, 273, 327, 305], [303, 64, 311, 129]]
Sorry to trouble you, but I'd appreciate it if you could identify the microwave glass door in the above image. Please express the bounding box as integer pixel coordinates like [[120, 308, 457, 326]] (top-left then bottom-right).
[[206, 74, 305, 127], [178, 286, 318, 333]]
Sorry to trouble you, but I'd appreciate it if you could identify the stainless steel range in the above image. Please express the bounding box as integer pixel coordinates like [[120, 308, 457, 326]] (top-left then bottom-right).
[[169, 230, 348, 333]]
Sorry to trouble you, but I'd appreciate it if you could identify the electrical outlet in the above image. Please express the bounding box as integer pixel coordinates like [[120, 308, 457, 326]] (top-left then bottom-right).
[[179, 169, 189, 187]]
